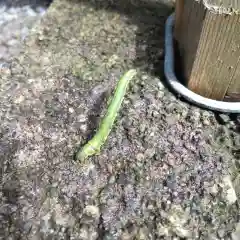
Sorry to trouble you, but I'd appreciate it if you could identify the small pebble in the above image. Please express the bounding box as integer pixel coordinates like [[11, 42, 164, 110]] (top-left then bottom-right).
[[68, 107, 74, 113], [218, 113, 230, 124], [157, 81, 165, 91], [108, 175, 115, 184], [217, 229, 225, 238], [83, 205, 100, 218]]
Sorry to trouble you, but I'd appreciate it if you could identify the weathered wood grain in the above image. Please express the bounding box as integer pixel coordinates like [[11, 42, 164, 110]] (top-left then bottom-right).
[[195, 0, 240, 14], [174, 0, 205, 84], [175, 0, 240, 101]]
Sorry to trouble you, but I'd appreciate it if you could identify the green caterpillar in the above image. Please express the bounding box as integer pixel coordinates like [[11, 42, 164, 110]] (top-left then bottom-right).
[[76, 69, 137, 162]]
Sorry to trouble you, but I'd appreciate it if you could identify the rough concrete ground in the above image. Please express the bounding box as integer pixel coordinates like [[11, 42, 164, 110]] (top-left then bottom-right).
[[0, 0, 49, 64], [0, 0, 239, 239]]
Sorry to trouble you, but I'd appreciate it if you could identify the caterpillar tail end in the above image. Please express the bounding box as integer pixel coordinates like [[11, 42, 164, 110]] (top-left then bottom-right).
[[76, 142, 100, 163]]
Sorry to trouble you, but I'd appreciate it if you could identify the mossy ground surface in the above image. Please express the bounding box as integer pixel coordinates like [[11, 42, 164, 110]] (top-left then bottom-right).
[[0, 0, 239, 239]]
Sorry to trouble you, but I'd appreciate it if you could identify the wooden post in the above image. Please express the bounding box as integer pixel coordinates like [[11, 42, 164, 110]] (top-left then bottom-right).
[[174, 0, 240, 101]]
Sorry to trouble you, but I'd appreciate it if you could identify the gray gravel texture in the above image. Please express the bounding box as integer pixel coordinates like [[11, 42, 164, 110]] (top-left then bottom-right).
[[0, 1, 47, 65], [0, 0, 239, 239]]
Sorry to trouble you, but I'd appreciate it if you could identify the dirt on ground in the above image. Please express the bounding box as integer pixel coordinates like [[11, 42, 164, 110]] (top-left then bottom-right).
[[0, 0, 239, 239]]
